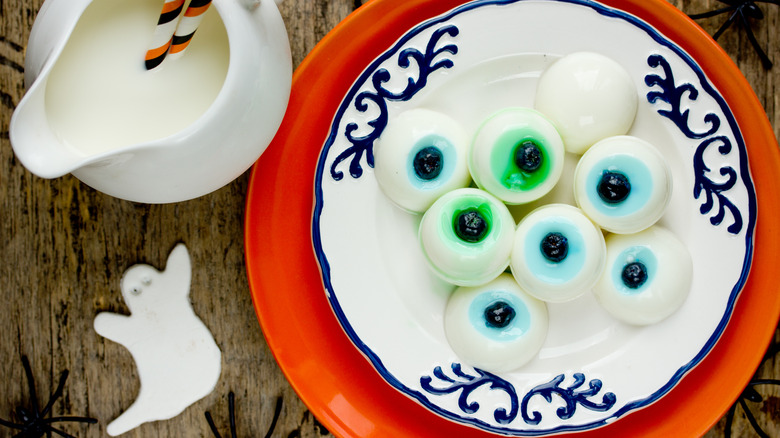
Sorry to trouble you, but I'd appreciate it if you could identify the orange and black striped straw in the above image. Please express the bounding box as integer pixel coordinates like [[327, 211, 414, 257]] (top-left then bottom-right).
[[145, 0, 185, 70], [168, 0, 213, 59]]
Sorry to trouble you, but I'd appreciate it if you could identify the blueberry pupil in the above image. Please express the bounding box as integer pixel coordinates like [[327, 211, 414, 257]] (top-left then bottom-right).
[[598, 171, 631, 203], [514, 141, 543, 172], [413, 146, 443, 180], [622, 261, 648, 289], [454, 209, 488, 243], [541, 232, 568, 262], [484, 301, 516, 328]]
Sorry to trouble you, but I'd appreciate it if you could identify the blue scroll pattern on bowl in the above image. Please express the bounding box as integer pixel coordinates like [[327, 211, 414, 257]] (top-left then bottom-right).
[[329, 25, 459, 181], [646, 53, 743, 234]]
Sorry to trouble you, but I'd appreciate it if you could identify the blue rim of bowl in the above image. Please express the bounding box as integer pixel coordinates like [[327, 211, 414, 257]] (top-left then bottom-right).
[[311, 0, 757, 435]]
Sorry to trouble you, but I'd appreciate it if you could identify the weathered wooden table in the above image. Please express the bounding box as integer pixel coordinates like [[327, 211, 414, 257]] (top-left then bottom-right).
[[0, 0, 777, 436]]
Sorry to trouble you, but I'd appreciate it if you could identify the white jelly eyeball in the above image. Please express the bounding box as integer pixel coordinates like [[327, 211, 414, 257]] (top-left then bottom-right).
[[469, 108, 565, 205], [573, 135, 672, 234], [444, 273, 548, 373], [374, 108, 471, 213], [593, 226, 692, 325], [510, 204, 606, 303], [419, 188, 515, 287], [534, 51, 638, 155]]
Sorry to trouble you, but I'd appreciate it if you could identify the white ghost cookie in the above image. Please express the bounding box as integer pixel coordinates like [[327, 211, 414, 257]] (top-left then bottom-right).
[[94, 244, 221, 436]]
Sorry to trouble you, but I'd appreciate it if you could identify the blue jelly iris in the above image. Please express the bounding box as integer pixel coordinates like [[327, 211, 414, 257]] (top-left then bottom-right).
[[524, 219, 586, 285], [611, 245, 657, 295], [467, 289, 531, 342]]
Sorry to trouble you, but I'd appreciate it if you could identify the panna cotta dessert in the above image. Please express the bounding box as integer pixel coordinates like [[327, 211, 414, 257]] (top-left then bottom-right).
[[419, 188, 515, 287], [534, 51, 638, 155], [510, 204, 606, 303], [444, 274, 548, 373], [374, 108, 471, 213], [573, 136, 672, 234], [469, 108, 565, 205], [593, 226, 692, 325]]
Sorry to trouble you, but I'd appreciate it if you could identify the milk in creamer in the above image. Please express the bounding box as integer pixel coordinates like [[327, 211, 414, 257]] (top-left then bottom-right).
[[45, 0, 229, 156]]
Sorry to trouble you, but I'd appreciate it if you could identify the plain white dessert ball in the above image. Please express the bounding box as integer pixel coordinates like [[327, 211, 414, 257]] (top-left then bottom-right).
[[573, 135, 672, 234], [419, 188, 515, 287], [374, 108, 471, 213], [510, 204, 606, 303], [593, 226, 692, 325], [444, 274, 548, 373], [534, 51, 638, 154]]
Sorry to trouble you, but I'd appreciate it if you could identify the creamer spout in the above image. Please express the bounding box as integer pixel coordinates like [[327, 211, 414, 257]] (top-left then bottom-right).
[[9, 81, 90, 179]]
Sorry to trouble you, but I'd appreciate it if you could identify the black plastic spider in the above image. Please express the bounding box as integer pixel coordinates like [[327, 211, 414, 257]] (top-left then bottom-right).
[[688, 0, 779, 69], [0, 356, 97, 438], [205, 392, 283, 438], [724, 340, 780, 437]]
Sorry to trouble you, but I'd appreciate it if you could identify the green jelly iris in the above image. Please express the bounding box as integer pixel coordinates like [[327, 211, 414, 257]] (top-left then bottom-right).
[[491, 131, 553, 192]]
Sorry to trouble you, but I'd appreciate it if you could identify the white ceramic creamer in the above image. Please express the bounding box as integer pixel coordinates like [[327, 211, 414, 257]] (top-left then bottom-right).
[[10, 0, 291, 203]]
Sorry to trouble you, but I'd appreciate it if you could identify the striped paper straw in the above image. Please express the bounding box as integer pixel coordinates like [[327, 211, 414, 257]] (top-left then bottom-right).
[[168, 0, 213, 59], [145, 0, 185, 70]]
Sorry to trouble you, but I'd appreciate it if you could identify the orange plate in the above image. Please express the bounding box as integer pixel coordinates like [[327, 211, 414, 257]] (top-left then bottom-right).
[[245, 0, 780, 436]]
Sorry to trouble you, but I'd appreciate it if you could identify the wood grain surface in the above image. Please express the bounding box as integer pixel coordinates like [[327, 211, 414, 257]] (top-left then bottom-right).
[[0, 0, 777, 437]]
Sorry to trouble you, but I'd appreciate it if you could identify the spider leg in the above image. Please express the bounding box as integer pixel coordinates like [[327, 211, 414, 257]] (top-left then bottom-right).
[[0, 418, 24, 429], [761, 340, 780, 360], [713, 9, 741, 40], [43, 416, 98, 425], [0, 417, 24, 429], [39, 370, 69, 419], [20, 356, 40, 416], [263, 396, 283, 438], [737, 8, 774, 68], [689, 4, 739, 19], [738, 397, 770, 438], [750, 379, 780, 386], [724, 402, 736, 438], [204, 410, 222, 438], [11, 426, 55, 438], [37, 422, 79, 438], [228, 392, 236, 438]]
